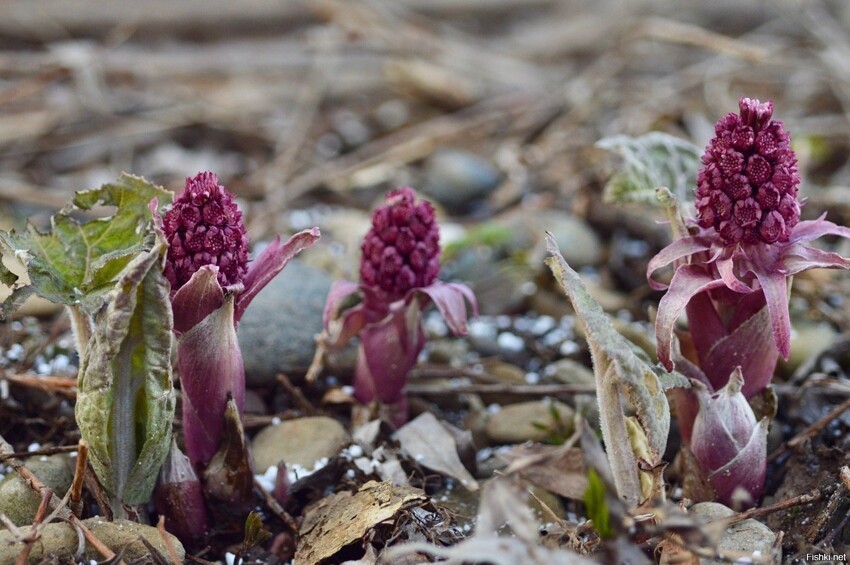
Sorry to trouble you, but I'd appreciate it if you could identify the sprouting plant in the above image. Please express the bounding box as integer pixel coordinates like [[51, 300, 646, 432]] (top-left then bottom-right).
[[0, 175, 175, 514], [647, 98, 850, 505], [546, 234, 686, 508], [162, 172, 320, 476], [313, 187, 476, 426]]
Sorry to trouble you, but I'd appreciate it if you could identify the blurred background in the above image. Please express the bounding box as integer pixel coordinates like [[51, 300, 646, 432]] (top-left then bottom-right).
[[2, 0, 850, 316]]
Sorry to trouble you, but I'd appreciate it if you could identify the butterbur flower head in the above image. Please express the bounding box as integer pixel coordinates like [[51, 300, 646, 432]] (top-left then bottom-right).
[[360, 187, 441, 301], [696, 98, 800, 245], [163, 172, 249, 291], [318, 187, 476, 426], [689, 369, 768, 508], [162, 172, 320, 468], [649, 99, 850, 383]]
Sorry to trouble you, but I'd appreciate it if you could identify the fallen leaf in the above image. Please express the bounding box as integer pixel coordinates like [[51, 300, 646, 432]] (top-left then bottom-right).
[[499, 444, 587, 501], [296, 481, 427, 565], [395, 412, 479, 491]]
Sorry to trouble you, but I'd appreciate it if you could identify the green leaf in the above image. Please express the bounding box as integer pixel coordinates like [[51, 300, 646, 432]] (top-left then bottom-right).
[[596, 132, 701, 206], [0, 174, 172, 315], [243, 512, 272, 548], [75, 240, 175, 508], [584, 469, 615, 540], [545, 233, 670, 508]]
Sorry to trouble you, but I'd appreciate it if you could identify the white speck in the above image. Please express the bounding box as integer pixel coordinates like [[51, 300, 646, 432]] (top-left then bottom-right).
[[341, 385, 355, 396], [530, 315, 556, 336], [10, 321, 22, 331], [27, 443, 40, 452], [345, 469, 355, 479], [469, 320, 496, 340], [70, 451, 77, 458], [486, 403, 502, 415], [271, 417, 282, 426], [225, 552, 236, 565], [424, 313, 448, 337], [39, 456, 47, 461], [497, 332, 524, 353], [254, 465, 278, 493], [6, 344, 24, 361], [495, 315, 511, 329], [524, 372, 540, 384], [0, 380, 8, 400], [559, 341, 580, 356], [13, 249, 31, 263], [519, 281, 537, 296], [347, 444, 363, 458]]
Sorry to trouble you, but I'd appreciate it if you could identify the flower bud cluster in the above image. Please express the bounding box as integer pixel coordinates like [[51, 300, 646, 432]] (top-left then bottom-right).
[[360, 187, 441, 300], [163, 172, 249, 290], [695, 97, 800, 245]]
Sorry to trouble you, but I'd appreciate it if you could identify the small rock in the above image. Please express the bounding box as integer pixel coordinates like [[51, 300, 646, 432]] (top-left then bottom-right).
[[0, 455, 73, 527], [535, 211, 603, 268], [0, 518, 185, 562], [422, 149, 503, 212], [781, 321, 837, 375], [238, 259, 331, 385], [689, 502, 776, 565], [548, 359, 594, 387], [486, 400, 575, 444], [251, 416, 348, 471]]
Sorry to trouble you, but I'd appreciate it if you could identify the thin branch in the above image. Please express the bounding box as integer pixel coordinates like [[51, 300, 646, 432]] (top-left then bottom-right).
[[769, 396, 850, 461], [0, 432, 119, 563], [69, 441, 89, 517]]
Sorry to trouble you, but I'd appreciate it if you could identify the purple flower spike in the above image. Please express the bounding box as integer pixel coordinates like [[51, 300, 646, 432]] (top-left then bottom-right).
[[318, 188, 476, 426], [164, 172, 249, 290], [689, 369, 768, 508], [649, 98, 850, 397], [163, 172, 320, 468]]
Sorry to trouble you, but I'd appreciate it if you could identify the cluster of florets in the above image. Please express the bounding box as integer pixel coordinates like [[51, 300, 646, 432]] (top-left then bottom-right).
[[163, 172, 249, 290], [360, 187, 441, 299], [695, 97, 801, 245]]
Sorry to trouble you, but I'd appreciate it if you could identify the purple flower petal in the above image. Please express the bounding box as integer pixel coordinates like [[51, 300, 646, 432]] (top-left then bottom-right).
[[179, 295, 245, 466], [750, 262, 790, 359], [647, 237, 712, 290], [716, 255, 751, 293], [322, 279, 361, 328], [415, 281, 478, 336], [171, 265, 224, 334], [782, 244, 850, 275], [656, 265, 727, 370], [703, 304, 778, 397], [788, 214, 850, 244], [234, 227, 320, 324]]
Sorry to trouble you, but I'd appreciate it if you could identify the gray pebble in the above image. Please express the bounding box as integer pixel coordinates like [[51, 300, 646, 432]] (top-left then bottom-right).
[[238, 259, 331, 385]]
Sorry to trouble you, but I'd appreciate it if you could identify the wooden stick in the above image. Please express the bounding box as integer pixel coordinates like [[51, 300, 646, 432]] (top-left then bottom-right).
[[69, 441, 88, 517]]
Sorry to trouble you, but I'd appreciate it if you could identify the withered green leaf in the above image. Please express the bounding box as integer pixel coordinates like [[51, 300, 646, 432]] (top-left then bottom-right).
[[0, 174, 172, 317], [75, 240, 174, 508], [545, 233, 676, 507]]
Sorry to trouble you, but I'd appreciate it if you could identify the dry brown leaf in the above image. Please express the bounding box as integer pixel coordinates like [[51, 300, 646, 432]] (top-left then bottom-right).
[[499, 444, 588, 501], [296, 480, 427, 565], [395, 412, 480, 491]]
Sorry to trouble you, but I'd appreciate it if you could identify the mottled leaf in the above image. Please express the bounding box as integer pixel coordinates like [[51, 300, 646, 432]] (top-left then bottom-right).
[[0, 174, 172, 316], [75, 241, 175, 507], [243, 512, 272, 549], [546, 233, 672, 507], [597, 131, 701, 205]]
